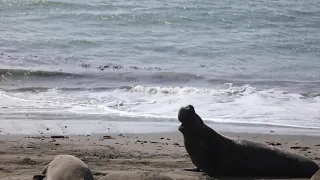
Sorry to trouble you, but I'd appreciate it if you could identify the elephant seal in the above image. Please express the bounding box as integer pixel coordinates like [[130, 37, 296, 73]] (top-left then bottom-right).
[[98, 170, 174, 180], [33, 154, 94, 180], [178, 105, 319, 178], [311, 169, 320, 180]]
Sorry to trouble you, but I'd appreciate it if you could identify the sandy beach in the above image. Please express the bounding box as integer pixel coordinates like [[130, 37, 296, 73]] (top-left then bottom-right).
[[1, 0, 320, 179], [0, 131, 319, 180]]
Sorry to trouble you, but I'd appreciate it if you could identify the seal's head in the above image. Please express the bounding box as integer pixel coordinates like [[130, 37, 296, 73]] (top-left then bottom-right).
[[178, 105, 204, 133]]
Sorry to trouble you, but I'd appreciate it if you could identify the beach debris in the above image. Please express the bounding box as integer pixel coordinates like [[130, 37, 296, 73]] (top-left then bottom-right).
[[167, 138, 171, 140], [265, 141, 282, 146], [46, 128, 49, 131], [172, 142, 184, 147], [55, 143, 60, 146], [315, 157, 320, 160], [19, 157, 37, 165], [315, 144, 320, 147], [160, 137, 164, 140], [101, 135, 115, 140], [270, 131, 275, 133], [51, 135, 68, 139], [290, 146, 310, 151], [136, 140, 148, 143]]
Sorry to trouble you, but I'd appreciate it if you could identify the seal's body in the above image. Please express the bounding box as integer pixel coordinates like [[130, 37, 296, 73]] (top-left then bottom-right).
[[98, 171, 174, 180], [34, 154, 94, 180], [178, 105, 319, 178]]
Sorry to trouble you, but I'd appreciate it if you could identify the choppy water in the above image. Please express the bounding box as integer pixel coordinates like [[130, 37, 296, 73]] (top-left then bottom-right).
[[0, 0, 320, 135]]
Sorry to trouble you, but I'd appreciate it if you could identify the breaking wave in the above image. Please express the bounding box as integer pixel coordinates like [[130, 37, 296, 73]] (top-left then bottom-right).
[[1, 68, 319, 94]]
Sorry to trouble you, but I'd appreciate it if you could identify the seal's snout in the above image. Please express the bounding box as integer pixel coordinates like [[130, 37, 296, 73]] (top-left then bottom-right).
[[178, 105, 195, 123]]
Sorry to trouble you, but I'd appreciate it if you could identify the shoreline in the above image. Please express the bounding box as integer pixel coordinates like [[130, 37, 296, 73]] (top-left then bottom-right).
[[1, 131, 319, 180], [1, 119, 320, 137]]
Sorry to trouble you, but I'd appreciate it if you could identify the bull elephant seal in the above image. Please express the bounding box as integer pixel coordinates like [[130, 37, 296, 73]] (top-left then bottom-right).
[[178, 105, 319, 178], [33, 154, 94, 180], [98, 170, 174, 180], [311, 169, 320, 180]]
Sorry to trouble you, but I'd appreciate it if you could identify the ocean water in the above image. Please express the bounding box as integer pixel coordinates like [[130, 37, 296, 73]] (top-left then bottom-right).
[[0, 0, 319, 135]]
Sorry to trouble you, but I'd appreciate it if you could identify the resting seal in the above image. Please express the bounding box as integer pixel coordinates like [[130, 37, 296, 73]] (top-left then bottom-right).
[[98, 170, 174, 180], [33, 154, 94, 180], [178, 105, 319, 178]]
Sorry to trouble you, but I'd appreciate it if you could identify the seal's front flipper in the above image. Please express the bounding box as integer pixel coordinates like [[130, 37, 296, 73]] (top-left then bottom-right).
[[183, 167, 202, 172], [33, 174, 45, 180]]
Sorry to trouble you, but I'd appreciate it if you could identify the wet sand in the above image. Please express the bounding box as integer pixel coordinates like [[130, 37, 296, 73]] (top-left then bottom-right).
[[0, 132, 319, 180]]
